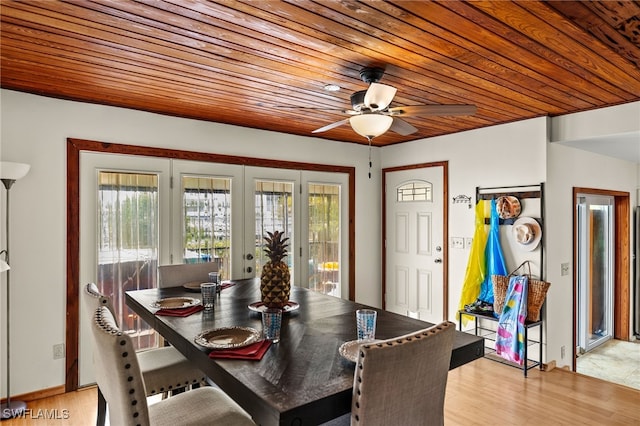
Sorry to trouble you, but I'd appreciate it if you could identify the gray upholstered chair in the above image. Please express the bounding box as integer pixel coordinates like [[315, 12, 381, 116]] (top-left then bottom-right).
[[89, 305, 255, 426], [157, 262, 218, 288], [349, 321, 456, 426], [83, 283, 207, 426]]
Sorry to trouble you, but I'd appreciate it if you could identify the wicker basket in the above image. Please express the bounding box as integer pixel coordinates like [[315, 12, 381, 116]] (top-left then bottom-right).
[[492, 261, 550, 322]]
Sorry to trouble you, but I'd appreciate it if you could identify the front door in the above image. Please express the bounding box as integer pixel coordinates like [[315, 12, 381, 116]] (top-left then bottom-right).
[[384, 164, 446, 323]]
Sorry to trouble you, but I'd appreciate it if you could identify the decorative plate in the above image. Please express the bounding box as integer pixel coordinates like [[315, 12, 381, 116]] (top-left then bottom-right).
[[182, 281, 208, 292], [339, 339, 382, 363], [248, 301, 300, 313], [194, 327, 261, 350], [150, 297, 201, 310]]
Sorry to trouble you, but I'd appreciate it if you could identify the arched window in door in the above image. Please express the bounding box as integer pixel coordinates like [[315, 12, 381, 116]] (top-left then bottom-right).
[[397, 180, 433, 202]]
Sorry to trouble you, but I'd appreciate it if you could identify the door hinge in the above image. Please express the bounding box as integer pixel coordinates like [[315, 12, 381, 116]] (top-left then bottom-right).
[[170, 176, 174, 189]]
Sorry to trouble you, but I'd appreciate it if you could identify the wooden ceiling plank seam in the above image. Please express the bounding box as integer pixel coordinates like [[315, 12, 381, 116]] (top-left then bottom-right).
[[0, 27, 332, 109], [2, 51, 477, 134], [521, 1, 640, 84], [83, 0, 368, 95], [0, 10, 352, 111], [436, 0, 639, 102], [473, 1, 640, 99], [380, 0, 614, 107], [441, 0, 640, 101], [243, 0, 564, 113], [547, 1, 640, 68], [312, 0, 595, 113], [0, 50, 329, 119], [69, 0, 540, 116], [0, 62, 326, 126], [6, 0, 552, 115], [0, 18, 540, 133]]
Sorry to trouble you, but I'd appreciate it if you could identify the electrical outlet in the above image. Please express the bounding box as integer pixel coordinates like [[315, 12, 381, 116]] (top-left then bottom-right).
[[465, 237, 473, 248], [561, 263, 570, 276], [451, 237, 464, 249], [53, 343, 65, 360]]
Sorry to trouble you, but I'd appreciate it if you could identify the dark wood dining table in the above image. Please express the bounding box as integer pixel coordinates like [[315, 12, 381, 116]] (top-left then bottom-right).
[[125, 279, 484, 426]]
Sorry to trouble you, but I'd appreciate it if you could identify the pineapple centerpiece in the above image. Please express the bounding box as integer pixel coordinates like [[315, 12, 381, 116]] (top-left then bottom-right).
[[260, 231, 291, 308]]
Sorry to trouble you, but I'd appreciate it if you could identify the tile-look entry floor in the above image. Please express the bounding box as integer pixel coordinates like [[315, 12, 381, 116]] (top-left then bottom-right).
[[576, 339, 640, 390]]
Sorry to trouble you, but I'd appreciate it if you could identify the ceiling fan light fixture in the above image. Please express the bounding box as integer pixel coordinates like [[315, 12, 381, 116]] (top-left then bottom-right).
[[364, 83, 397, 111], [349, 114, 393, 138]]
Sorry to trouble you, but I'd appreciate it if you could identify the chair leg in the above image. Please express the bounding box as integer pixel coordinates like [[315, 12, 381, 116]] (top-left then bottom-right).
[[96, 387, 107, 426]]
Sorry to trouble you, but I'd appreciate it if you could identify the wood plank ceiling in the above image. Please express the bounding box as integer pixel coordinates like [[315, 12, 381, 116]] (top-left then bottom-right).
[[1, 0, 639, 146]]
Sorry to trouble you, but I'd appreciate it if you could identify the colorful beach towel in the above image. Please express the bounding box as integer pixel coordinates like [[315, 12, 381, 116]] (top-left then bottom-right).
[[495, 275, 528, 365]]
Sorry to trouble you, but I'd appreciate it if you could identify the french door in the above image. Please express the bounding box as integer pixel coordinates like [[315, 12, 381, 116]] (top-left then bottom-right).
[[577, 193, 614, 353], [79, 153, 348, 386]]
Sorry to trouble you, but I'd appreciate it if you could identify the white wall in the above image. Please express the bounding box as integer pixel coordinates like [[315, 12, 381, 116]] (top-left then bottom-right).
[[0, 89, 381, 396], [546, 142, 637, 367], [382, 117, 547, 323], [1, 87, 637, 396]]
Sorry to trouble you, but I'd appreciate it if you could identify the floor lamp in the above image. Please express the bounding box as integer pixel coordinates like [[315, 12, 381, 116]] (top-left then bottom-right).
[[0, 161, 30, 420]]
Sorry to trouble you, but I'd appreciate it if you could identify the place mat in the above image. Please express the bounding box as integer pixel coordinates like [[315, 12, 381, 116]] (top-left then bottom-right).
[[208, 339, 272, 361], [155, 305, 204, 317]]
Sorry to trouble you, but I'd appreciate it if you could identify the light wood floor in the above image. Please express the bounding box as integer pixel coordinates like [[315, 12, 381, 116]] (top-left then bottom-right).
[[4, 358, 640, 425]]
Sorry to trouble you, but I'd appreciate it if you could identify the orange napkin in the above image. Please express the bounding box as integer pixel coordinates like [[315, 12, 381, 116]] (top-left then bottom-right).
[[208, 339, 272, 360], [155, 305, 204, 317]]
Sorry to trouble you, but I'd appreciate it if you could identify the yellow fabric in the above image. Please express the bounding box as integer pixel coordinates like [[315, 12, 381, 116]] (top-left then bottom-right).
[[458, 200, 488, 326]]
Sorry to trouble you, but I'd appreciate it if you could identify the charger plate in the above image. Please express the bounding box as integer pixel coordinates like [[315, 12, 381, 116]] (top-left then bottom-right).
[[150, 297, 200, 310], [248, 301, 299, 313], [195, 326, 261, 350], [339, 339, 383, 363]]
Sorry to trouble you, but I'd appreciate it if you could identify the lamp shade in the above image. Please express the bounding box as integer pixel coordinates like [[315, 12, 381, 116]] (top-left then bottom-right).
[[0, 260, 9, 273], [0, 162, 30, 181], [349, 114, 393, 138]]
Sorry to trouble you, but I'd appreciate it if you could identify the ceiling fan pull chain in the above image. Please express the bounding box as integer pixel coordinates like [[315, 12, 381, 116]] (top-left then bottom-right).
[[367, 136, 372, 179]]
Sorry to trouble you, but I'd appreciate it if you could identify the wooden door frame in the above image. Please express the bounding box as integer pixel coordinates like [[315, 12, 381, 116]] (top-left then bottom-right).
[[572, 187, 630, 370], [381, 161, 448, 319], [66, 138, 355, 391]]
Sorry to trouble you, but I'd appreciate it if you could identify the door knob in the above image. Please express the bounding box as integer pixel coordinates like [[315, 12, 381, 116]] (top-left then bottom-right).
[[246, 253, 254, 260], [246, 267, 253, 273], [434, 258, 442, 264]]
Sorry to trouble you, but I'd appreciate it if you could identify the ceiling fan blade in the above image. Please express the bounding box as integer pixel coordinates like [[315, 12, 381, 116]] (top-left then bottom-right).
[[388, 104, 477, 116], [364, 83, 397, 111], [312, 118, 350, 133], [390, 118, 418, 136]]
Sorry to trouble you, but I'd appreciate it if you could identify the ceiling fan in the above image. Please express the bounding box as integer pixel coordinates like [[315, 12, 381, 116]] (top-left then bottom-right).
[[312, 67, 477, 139]]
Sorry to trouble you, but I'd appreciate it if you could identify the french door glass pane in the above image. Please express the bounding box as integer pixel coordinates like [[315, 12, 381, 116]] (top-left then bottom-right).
[[577, 195, 614, 352], [97, 171, 158, 351], [182, 176, 232, 280], [308, 183, 341, 296], [255, 180, 293, 276]]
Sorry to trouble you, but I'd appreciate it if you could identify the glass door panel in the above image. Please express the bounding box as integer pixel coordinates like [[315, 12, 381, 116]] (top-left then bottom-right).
[[307, 183, 341, 296], [244, 167, 300, 281], [97, 171, 159, 349], [182, 176, 232, 280], [302, 171, 349, 299], [79, 152, 171, 387], [577, 194, 614, 353], [254, 180, 295, 277], [171, 161, 244, 278]]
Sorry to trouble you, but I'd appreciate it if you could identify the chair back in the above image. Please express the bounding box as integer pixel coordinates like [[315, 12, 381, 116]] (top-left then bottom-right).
[[89, 305, 151, 426], [82, 283, 116, 322], [157, 262, 218, 288], [351, 321, 456, 426]]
